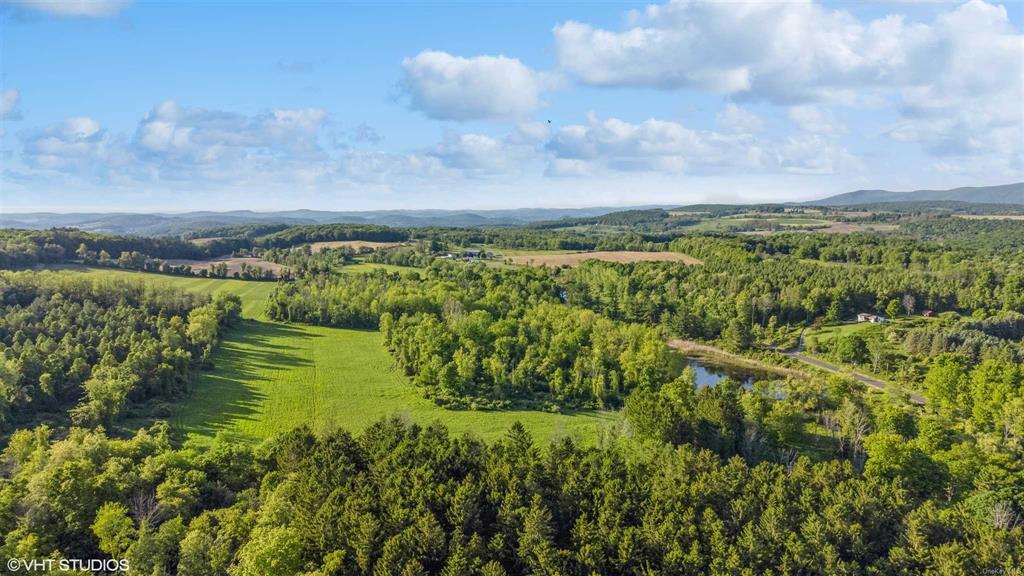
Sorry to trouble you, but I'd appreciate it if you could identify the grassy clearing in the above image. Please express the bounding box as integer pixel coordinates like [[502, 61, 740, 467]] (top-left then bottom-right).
[[807, 316, 934, 344], [62, 266, 615, 444], [340, 262, 422, 275], [808, 321, 877, 342], [177, 321, 618, 444], [682, 216, 828, 232]]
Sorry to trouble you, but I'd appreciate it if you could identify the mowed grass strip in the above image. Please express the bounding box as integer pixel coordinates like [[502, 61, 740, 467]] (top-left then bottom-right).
[[62, 267, 616, 444]]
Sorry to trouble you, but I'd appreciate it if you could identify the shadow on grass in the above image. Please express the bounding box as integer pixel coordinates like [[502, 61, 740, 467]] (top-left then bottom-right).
[[172, 319, 318, 438]]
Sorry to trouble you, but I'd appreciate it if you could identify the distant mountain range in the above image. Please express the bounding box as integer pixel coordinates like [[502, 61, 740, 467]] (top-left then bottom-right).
[[3, 183, 1020, 236], [0, 207, 673, 236], [810, 182, 1023, 206]]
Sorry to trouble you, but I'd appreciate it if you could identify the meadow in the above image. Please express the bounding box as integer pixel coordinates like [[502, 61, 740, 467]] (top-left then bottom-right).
[[66, 267, 617, 444], [805, 320, 877, 343], [684, 215, 833, 232], [339, 261, 422, 275]]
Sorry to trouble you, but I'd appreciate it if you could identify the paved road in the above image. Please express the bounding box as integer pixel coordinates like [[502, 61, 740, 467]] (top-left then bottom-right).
[[777, 328, 925, 405]]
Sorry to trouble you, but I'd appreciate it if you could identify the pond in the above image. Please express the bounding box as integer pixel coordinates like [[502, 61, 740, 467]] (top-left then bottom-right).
[[681, 357, 768, 389]]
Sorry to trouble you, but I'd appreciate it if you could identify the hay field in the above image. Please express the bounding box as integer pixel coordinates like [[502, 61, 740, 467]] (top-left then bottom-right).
[[163, 256, 288, 275]]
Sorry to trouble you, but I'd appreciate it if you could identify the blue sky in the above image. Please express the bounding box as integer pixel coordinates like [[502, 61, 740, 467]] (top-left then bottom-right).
[[1, 0, 1021, 212]]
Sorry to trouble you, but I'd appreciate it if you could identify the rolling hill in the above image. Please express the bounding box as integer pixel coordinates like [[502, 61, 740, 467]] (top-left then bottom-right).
[[812, 182, 1023, 206]]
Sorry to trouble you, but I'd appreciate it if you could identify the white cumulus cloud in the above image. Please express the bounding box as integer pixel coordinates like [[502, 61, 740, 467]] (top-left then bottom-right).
[[5, 0, 132, 17], [717, 104, 763, 133], [401, 51, 553, 121], [776, 135, 863, 175], [133, 100, 327, 164], [336, 149, 448, 183], [553, 0, 1022, 170], [426, 130, 538, 174], [787, 105, 844, 134], [0, 89, 21, 120], [17, 101, 535, 189], [20, 116, 133, 174], [883, 0, 1023, 167], [546, 113, 859, 177], [547, 114, 768, 175], [554, 0, 937, 102], [20, 102, 334, 185]]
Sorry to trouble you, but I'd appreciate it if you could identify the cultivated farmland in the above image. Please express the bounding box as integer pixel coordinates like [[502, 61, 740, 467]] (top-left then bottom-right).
[[163, 255, 288, 276]]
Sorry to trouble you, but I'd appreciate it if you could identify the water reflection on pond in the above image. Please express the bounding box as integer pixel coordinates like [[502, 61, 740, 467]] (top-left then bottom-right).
[[682, 357, 767, 389]]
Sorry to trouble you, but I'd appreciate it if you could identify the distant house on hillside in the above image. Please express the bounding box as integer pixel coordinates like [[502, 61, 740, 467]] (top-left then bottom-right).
[[857, 313, 886, 323], [440, 249, 494, 262]]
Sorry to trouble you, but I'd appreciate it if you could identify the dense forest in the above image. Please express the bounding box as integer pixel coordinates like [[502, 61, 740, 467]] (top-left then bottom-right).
[[0, 229, 209, 269], [0, 271, 238, 433], [0, 417, 1019, 575], [559, 234, 1024, 343], [900, 217, 1024, 251]]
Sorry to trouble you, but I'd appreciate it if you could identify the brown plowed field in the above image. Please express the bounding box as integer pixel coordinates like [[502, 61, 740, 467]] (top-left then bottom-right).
[[163, 256, 288, 275]]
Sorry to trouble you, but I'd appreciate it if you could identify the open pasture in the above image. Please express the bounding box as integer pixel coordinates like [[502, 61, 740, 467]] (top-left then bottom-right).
[[63, 267, 614, 444], [738, 221, 899, 235], [176, 321, 618, 444]]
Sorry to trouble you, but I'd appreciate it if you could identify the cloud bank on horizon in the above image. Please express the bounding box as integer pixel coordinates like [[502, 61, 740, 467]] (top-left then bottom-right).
[[0, 0, 1021, 211]]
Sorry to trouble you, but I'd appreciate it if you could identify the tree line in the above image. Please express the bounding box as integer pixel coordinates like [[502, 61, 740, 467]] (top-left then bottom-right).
[[0, 228, 208, 269]]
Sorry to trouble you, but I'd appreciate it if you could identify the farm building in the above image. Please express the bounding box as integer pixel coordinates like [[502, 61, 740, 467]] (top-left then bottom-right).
[[440, 249, 494, 262], [857, 313, 886, 323]]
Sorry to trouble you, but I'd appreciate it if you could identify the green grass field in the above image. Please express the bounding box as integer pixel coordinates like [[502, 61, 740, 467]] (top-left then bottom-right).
[[685, 215, 831, 232], [807, 321, 877, 342], [341, 262, 423, 276], [65, 267, 617, 444]]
